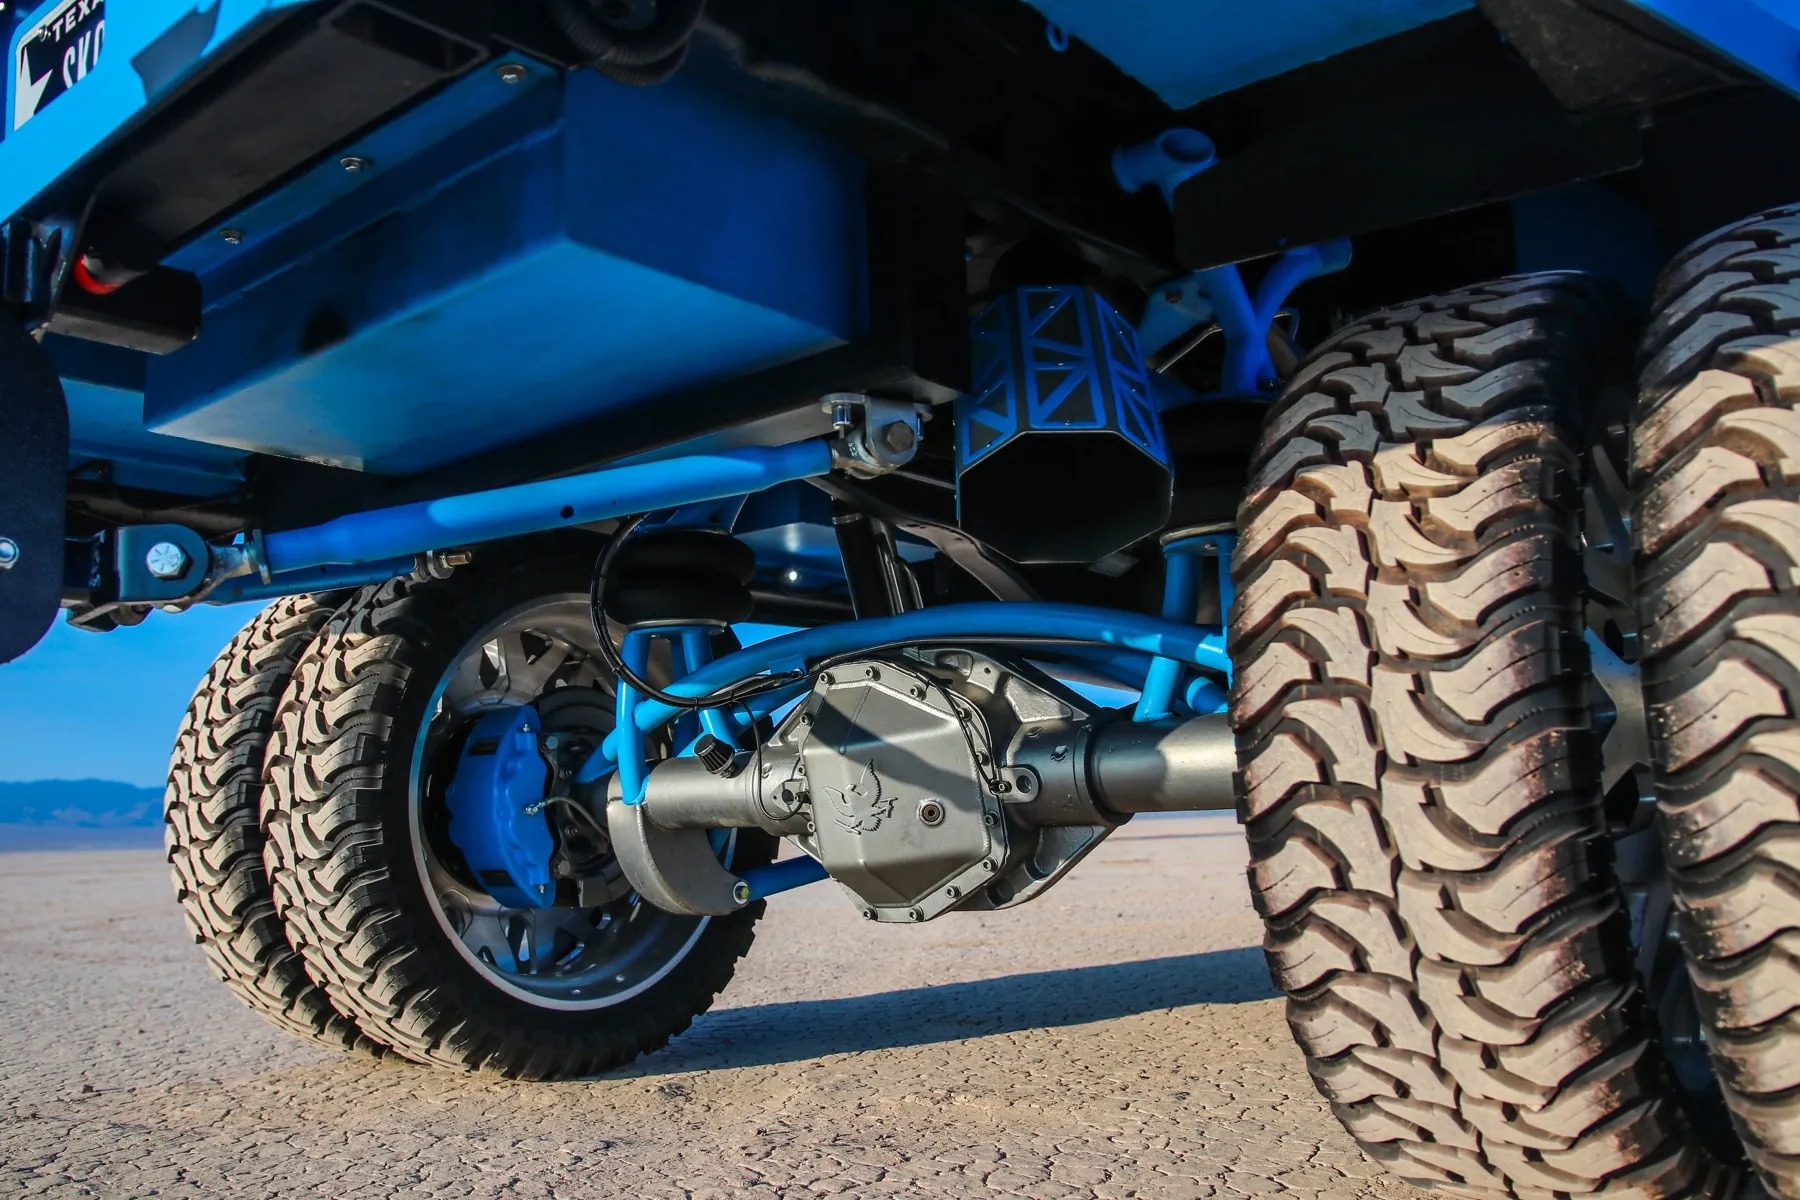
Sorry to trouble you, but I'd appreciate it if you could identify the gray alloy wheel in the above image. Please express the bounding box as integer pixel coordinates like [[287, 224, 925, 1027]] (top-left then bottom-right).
[[261, 543, 774, 1079]]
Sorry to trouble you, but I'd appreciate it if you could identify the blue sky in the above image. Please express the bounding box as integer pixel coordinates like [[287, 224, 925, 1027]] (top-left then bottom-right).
[[0, 605, 258, 785]]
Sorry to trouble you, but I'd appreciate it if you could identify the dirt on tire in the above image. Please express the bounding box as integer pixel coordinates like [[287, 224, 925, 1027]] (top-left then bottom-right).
[[1229, 272, 1733, 1197]]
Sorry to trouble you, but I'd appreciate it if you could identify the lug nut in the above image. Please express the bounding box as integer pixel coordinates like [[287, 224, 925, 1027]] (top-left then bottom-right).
[[144, 541, 190, 580]]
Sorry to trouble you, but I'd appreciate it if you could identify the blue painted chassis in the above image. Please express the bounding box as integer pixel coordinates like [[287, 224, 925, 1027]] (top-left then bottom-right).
[[8, 0, 1798, 514]]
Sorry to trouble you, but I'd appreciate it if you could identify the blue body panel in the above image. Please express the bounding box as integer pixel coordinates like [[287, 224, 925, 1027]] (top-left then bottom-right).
[[2, 0, 316, 221], [145, 64, 866, 474], [1620, 0, 1800, 97], [1021, 0, 1475, 109]]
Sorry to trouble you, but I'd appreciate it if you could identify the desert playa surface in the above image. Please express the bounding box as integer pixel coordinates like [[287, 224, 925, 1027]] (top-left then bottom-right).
[[1, 813, 1422, 1199]]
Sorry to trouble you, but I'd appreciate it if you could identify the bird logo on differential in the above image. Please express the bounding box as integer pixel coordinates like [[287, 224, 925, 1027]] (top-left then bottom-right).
[[825, 760, 894, 834]]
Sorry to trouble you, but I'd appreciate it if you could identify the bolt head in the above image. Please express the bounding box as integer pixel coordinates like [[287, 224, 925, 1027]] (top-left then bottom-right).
[[543, 735, 560, 750], [907, 908, 924, 922], [0, 538, 17, 570], [861, 908, 876, 920], [880, 421, 917, 454], [864, 666, 879, 680], [731, 881, 752, 905], [980, 858, 997, 872], [340, 155, 371, 173], [220, 228, 244, 245], [945, 886, 961, 900], [982, 811, 999, 827], [144, 541, 190, 580], [495, 62, 528, 84]]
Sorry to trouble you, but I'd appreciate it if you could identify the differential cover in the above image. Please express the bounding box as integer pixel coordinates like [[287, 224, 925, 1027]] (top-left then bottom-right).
[[794, 662, 1007, 921]]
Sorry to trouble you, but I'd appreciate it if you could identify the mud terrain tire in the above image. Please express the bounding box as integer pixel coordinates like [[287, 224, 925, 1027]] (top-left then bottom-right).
[[1230, 273, 1733, 1196], [165, 592, 379, 1054], [1634, 202, 1800, 1199]]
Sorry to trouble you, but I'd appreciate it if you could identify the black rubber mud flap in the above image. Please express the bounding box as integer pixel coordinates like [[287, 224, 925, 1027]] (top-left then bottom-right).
[[0, 323, 68, 664]]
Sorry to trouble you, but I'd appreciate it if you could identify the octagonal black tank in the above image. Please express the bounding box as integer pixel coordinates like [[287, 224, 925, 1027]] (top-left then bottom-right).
[[955, 286, 1174, 564]]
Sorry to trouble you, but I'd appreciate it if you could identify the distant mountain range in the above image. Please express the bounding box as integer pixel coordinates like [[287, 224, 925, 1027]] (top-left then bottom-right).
[[0, 779, 163, 828]]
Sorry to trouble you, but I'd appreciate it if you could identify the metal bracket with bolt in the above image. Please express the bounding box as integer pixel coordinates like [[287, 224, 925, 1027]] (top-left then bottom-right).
[[823, 393, 929, 479]]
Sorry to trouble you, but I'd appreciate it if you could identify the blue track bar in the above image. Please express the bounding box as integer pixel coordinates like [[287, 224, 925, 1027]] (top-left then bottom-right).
[[205, 557, 420, 605], [261, 440, 835, 573], [577, 602, 1230, 783]]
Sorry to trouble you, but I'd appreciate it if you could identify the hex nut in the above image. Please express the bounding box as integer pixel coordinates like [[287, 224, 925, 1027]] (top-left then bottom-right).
[[144, 542, 191, 580], [880, 421, 917, 454]]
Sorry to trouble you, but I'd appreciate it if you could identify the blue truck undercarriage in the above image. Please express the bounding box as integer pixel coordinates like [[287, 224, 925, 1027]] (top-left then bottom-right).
[[8, 1, 1800, 1195]]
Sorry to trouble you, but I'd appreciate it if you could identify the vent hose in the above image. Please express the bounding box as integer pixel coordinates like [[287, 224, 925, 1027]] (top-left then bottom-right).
[[544, 0, 705, 86]]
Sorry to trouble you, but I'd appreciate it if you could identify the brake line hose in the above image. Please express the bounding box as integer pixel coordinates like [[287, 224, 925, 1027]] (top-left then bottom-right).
[[544, 0, 706, 86]]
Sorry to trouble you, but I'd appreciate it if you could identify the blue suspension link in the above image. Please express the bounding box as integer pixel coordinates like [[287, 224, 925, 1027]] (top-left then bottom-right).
[[1135, 528, 1235, 722]]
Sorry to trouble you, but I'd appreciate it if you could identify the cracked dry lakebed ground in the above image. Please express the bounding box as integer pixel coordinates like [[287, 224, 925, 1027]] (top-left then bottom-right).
[[0, 812, 1426, 1200]]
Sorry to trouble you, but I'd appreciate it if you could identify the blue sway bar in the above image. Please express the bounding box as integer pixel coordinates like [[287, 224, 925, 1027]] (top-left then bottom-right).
[[257, 440, 835, 574], [578, 601, 1232, 787]]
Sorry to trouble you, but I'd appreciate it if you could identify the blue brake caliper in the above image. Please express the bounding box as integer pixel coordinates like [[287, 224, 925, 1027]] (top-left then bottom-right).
[[444, 704, 556, 909]]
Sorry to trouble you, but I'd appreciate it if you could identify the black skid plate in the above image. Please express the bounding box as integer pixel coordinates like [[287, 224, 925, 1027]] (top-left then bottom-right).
[[0, 322, 68, 663]]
